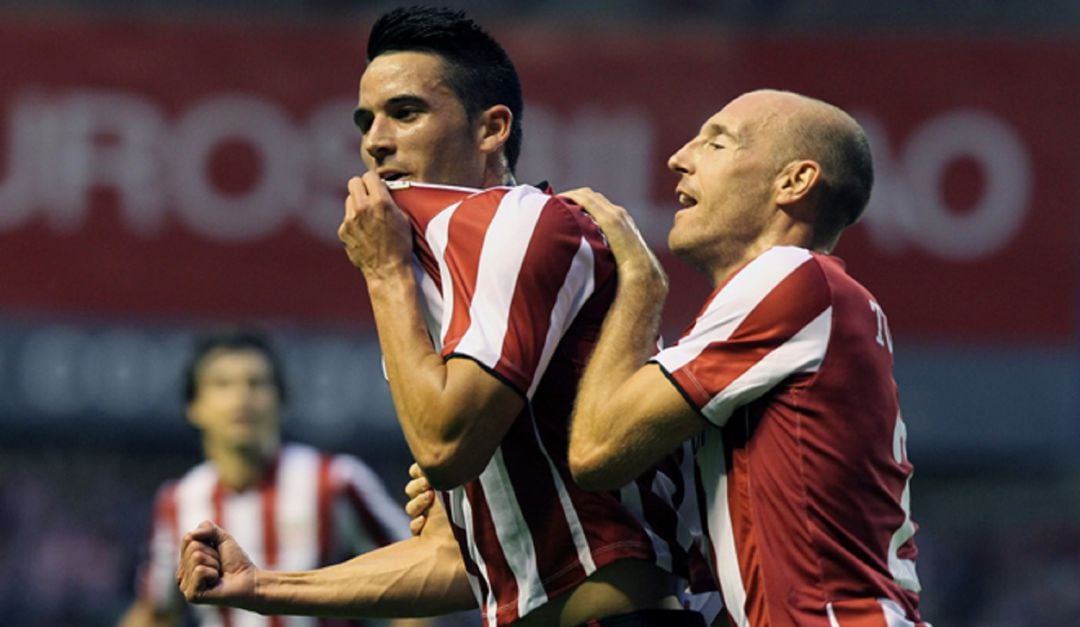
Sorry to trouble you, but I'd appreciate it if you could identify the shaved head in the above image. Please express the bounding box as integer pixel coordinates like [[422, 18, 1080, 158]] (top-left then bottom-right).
[[743, 89, 874, 237]]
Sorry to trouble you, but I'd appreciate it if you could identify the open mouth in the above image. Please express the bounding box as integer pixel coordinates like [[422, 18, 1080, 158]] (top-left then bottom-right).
[[676, 191, 698, 208], [380, 172, 408, 182]]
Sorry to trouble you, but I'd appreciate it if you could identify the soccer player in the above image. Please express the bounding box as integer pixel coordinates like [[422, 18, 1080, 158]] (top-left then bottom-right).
[[117, 329, 414, 627], [177, 7, 713, 627], [563, 89, 930, 626]]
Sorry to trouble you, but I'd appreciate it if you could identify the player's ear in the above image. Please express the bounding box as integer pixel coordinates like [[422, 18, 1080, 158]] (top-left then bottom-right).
[[775, 159, 821, 207], [476, 104, 512, 156]]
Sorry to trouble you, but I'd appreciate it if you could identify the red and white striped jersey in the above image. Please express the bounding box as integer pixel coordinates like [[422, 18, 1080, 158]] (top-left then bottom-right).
[[652, 246, 928, 627], [389, 182, 712, 626], [138, 443, 410, 627]]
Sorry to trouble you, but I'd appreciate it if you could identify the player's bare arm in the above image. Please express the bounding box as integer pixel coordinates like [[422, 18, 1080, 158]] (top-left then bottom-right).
[[339, 171, 524, 490], [177, 497, 475, 618], [561, 189, 707, 491]]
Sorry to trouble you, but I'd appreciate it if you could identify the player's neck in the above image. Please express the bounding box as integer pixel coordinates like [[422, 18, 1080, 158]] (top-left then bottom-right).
[[481, 160, 516, 188], [205, 439, 279, 491]]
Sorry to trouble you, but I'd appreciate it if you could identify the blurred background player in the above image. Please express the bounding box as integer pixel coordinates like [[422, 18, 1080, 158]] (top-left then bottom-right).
[[117, 329, 416, 627], [564, 89, 928, 625]]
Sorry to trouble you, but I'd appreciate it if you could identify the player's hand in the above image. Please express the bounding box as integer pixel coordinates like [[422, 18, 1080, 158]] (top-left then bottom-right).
[[176, 521, 258, 609], [339, 171, 414, 282], [404, 462, 435, 536], [560, 188, 668, 294]]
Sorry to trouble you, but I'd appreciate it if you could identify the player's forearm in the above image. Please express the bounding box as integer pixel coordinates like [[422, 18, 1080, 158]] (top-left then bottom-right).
[[364, 267, 502, 488], [570, 266, 667, 486], [249, 531, 475, 618]]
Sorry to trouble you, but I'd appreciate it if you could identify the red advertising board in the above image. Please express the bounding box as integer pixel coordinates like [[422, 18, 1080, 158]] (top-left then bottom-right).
[[0, 17, 1074, 340]]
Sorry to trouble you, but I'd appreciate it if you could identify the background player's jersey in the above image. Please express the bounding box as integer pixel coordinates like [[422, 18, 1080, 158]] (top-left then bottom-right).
[[652, 246, 928, 627], [390, 182, 712, 626], [138, 443, 409, 627]]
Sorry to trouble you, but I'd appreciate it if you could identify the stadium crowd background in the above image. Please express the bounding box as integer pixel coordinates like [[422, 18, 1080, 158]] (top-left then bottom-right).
[[0, 0, 1076, 625]]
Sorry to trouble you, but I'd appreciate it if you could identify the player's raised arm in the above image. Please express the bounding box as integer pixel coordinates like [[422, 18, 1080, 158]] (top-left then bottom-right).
[[177, 499, 475, 618], [561, 189, 707, 490], [339, 172, 524, 490]]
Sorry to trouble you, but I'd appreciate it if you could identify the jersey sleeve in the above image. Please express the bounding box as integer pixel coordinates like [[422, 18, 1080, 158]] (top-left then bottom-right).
[[436, 186, 604, 397], [136, 481, 183, 612], [327, 455, 411, 557], [652, 247, 833, 427]]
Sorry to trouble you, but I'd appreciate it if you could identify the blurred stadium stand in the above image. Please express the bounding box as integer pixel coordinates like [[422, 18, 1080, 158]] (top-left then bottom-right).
[[0, 1, 1077, 625]]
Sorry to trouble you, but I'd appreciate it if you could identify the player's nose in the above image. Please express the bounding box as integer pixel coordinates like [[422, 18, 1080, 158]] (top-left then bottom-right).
[[668, 141, 694, 175], [363, 115, 395, 163]]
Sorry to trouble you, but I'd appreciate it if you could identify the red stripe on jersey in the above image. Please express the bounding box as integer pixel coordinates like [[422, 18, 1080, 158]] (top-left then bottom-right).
[[440, 190, 505, 355], [261, 481, 278, 568], [727, 433, 769, 627], [317, 455, 334, 562], [495, 197, 582, 387], [673, 258, 830, 408], [211, 481, 233, 627], [830, 598, 889, 627], [465, 480, 521, 625]]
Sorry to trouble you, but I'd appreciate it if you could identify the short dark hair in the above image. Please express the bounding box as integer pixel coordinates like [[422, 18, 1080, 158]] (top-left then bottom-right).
[[814, 121, 874, 231], [182, 329, 287, 404], [367, 6, 524, 172]]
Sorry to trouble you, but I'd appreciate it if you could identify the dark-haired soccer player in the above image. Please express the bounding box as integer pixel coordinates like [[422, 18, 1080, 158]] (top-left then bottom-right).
[[177, 7, 714, 627], [116, 329, 411, 627]]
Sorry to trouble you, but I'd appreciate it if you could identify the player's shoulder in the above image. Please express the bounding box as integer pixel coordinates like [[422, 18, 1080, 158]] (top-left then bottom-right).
[[727, 246, 827, 291], [705, 246, 832, 314]]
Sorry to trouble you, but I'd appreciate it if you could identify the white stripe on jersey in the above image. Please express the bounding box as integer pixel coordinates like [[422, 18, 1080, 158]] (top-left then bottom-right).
[[175, 463, 217, 545], [449, 489, 500, 626], [423, 198, 463, 349], [700, 307, 832, 425], [527, 236, 596, 398], [655, 246, 814, 373], [416, 259, 444, 348], [225, 490, 266, 627], [276, 446, 320, 571], [456, 186, 549, 373], [698, 427, 748, 627], [479, 448, 547, 618]]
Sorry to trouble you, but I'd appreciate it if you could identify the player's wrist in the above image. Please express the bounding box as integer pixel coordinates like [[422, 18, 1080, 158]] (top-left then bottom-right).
[[249, 567, 283, 614], [363, 261, 415, 292], [616, 259, 668, 299]]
